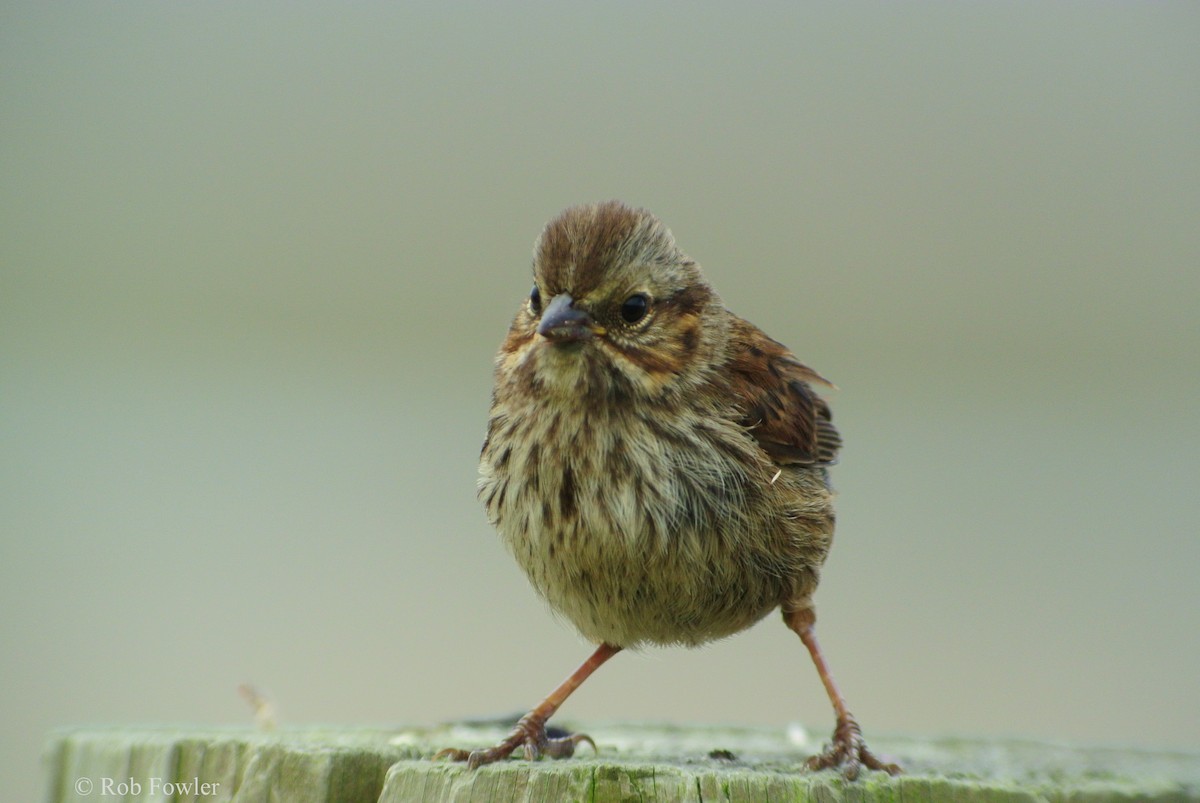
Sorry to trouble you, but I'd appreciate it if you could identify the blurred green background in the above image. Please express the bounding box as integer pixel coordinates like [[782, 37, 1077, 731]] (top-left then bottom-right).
[[3, 3, 1198, 799]]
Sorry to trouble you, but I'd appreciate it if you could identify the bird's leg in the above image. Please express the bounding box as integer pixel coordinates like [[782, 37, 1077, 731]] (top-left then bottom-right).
[[434, 642, 621, 769], [784, 606, 901, 779]]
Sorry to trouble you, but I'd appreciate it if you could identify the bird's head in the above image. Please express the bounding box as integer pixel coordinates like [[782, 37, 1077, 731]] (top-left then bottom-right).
[[497, 201, 727, 401]]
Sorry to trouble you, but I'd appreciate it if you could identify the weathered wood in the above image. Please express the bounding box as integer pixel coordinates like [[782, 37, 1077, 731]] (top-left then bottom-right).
[[44, 721, 1200, 802]]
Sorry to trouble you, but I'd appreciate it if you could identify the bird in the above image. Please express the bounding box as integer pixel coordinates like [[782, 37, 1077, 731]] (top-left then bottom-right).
[[435, 200, 899, 779]]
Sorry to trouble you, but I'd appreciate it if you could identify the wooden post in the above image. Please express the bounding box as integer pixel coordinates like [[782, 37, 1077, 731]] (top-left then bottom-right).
[[44, 722, 1200, 802]]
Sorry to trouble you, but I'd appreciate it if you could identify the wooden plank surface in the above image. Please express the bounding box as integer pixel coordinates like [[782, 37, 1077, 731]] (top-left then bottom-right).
[[44, 721, 1200, 802]]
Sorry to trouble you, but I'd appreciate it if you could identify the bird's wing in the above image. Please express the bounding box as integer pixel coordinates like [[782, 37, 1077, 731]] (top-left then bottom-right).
[[724, 316, 841, 467]]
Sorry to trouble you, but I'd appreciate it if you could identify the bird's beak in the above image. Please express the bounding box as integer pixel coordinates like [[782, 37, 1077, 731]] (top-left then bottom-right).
[[537, 294, 605, 342]]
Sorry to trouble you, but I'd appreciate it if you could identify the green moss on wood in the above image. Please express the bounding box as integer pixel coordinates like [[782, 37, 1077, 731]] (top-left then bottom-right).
[[43, 722, 1200, 802]]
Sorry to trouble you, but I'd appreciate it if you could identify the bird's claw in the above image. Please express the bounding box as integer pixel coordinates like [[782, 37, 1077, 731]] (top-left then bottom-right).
[[433, 714, 596, 769], [806, 715, 901, 780]]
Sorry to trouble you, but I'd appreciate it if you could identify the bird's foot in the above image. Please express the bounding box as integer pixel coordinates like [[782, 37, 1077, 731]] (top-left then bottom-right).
[[433, 713, 596, 769], [806, 715, 901, 780]]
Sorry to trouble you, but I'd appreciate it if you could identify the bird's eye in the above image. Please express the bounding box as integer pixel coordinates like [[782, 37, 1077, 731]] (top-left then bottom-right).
[[619, 293, 649, 324], [529, 285, 542, 314]]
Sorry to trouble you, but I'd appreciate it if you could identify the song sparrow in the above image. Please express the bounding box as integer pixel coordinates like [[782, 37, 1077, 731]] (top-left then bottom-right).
[[436, 201, 899, 779]]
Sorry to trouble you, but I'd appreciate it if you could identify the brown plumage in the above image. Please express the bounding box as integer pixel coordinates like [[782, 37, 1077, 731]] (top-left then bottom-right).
[[436, 201, 899, 779]]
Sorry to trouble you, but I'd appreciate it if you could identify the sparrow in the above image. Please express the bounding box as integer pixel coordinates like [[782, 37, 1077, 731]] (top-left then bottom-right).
[[436, 200, 899, 779]]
